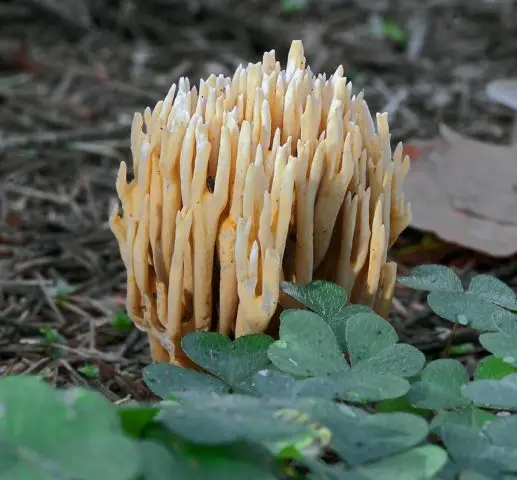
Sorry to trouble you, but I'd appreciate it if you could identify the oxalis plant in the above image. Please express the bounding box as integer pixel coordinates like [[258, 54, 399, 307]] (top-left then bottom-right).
[[3, 265, 517, 479]]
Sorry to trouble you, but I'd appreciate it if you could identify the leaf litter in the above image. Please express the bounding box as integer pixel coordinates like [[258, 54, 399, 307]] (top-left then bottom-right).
[[0, 0, 517, 404], [404, 124, 517, 257]]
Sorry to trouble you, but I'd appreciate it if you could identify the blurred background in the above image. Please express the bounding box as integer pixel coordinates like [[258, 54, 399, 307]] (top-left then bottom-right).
[[1, 0, 517, 396]]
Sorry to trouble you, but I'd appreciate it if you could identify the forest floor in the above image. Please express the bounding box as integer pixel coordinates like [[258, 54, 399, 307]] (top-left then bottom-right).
[[1, 0, 517, 400]]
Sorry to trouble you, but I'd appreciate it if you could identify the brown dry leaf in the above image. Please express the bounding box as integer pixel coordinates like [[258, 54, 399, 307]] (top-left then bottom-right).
[[404, 124, 517, 257]]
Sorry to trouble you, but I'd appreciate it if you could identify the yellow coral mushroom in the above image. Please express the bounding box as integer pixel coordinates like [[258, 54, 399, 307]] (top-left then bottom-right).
[[110, 40, 412, 365]]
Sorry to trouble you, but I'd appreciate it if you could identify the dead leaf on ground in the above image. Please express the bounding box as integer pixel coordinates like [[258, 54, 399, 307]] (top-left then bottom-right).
[[404, 124, 517, 257]]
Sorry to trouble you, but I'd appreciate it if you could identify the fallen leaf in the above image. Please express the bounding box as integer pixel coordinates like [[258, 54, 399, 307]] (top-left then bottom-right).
[[403, 124, 517, 257], [437, 126, 517, 225], [402, 139, 441, 161]]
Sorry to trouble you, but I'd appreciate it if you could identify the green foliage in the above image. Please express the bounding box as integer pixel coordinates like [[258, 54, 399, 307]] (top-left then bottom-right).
[[320, 409, 430, 465], [144, 363, 229, 398], [0, 376, 140, 480], [39, 326, 68, 359], [181, 332, 274, 394], [479, 320, 517, 367], [140, 438, 283, 479], [111, 310, 134, 331], [268, 310, 347, 377], [440, 417, 517, 477], [346, 311, 425, 378], [399, 264, 517, 331], [156, 394, 328, 453], [79, 363, 100, 379], [467, 275, 517, 310], [381, 19, 408, 45], [475, 355, 517, 380], [47, 279, 76, 308], [463, 374, 517, 409], [430, 406, 495, 432], [4, 264, 517, 478], [398, 264, 463, 292], [279, 280, 348, 321], [369, 15, 408, 47], [408, 359, 471, 409], [310, 445, 448, 480], [280, 0, 309, 12]]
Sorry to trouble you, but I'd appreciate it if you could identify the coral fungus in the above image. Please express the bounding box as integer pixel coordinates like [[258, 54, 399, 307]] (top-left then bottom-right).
[[110, 40, 412, 364]]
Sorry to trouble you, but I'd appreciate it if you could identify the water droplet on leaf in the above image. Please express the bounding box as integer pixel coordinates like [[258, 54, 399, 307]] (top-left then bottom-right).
[[344, 391, 365, 403], [497, 410, 511, 417]]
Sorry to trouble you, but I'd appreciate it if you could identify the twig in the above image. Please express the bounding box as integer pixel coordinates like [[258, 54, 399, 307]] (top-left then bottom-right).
[[0, 315, 43, 336], [0, 123, 130, 154]]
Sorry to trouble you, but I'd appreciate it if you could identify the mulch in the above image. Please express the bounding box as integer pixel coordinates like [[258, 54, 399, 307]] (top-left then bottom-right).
[[1, 0, 517, 401]]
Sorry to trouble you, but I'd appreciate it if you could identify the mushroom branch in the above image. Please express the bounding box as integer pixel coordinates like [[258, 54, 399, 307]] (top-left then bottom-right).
[[110, 40, 412, 365]]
